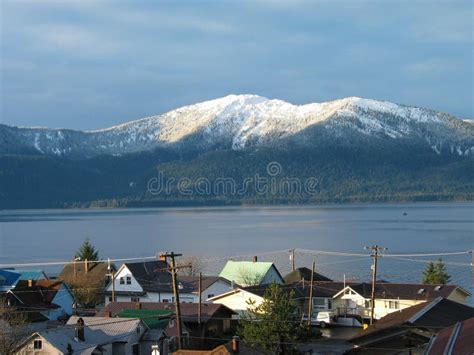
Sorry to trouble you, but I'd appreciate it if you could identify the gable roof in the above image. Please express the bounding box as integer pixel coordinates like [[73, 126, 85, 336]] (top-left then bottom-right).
[[334, 282, 468, 300], [177, 275, 230, 293], [350, 297, 474, 343], [58, 261, 112, 286], [219, 261, 283, 285], [16, 316, 145, 354], [424, 317, 474, 355], [7, 280, 67, 308], [122, 260, 173, 293], [283, 267, 332, 284], [96, 301, 236, 324]]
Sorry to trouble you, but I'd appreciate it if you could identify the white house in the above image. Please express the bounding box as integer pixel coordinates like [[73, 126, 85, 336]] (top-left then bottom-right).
[[208, 288, 265, 317], [332, 282, 471, 320], [105, 260, 233, 304]]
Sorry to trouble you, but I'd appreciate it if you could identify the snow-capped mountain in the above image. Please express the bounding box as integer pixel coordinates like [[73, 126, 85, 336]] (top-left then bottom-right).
[[1, 95, 473, 158]]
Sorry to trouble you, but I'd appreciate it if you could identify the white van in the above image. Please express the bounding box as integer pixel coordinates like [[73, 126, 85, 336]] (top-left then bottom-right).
[[301, 311, 337, 328]]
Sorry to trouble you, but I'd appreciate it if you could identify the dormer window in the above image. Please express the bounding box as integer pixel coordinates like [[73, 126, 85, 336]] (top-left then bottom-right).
[[417, 288, 425, 295], [434, 285, 442, 291], [178, 282, 183, 290]]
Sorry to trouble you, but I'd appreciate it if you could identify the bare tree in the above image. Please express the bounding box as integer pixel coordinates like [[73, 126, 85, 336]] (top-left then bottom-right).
[[238, 268, 265, 286], [177, 256, 204, 276], [0, 298, 28, 354]]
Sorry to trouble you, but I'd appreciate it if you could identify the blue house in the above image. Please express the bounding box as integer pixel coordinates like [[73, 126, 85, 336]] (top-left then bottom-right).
[[5, 280, 75, 321]]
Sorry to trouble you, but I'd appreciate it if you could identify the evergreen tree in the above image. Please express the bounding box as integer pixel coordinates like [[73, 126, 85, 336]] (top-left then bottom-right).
[[422, 258, 451, 285], [434, 258, 451, 285], [238, 283, 307, 354], [75, 238, 99, 261]]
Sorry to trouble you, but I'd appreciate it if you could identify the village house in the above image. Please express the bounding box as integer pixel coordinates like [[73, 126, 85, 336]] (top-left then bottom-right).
[[208, 281, 347, 319], [104, 260, 232, 304], [332, 282, 471, 321], [4, 279, 75, 322], [219, 257, 284, 286], [348, 297, 474, 354], [15, 316, 148, 355], [97, 301, 237, 350]]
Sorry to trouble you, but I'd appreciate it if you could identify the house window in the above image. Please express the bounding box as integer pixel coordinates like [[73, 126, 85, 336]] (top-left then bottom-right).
[[126, 276, 132, 285], [131, 297, 140, 303], [313, 298, 326, 310], [108, 296, 113, 302], [132, 343, 140, 355], [364, 300, 371, 308], [33, 340, 42, 349], [388, 300, 399, 309], [120, 277, 125, 285]]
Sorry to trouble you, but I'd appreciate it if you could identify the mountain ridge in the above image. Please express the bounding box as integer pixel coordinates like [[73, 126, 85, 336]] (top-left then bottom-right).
[[2, 95, 473, 159]]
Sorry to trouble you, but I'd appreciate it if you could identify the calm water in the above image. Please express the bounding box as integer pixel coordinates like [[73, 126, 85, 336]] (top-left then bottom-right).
[[0, 203, 473, 295]]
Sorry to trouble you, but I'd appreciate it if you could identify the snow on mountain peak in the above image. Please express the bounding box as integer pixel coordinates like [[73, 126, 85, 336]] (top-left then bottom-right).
[[3, 95, 472, 158]]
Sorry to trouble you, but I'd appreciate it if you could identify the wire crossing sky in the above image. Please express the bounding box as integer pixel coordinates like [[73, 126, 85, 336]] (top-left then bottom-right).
[[1, 0, 472, 130]]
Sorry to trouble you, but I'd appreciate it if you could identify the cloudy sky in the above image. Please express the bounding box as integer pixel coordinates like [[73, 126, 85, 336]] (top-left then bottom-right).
[[1, 0, 472, 130]]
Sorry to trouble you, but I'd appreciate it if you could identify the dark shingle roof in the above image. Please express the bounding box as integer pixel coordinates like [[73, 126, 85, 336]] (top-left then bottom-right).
[[350, 297, 474, 342], [177, 275, 229, 293], [283, 267, 332, 284], [124, 260, 172, 293], [96, 301, 236, 323], [242, 281, 348, 299], [347, 282, 466, 300]]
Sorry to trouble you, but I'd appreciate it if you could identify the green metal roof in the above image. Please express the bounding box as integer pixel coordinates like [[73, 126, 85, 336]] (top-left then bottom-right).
[[117, 309, 173, 329], [219, 261, 275, 285]]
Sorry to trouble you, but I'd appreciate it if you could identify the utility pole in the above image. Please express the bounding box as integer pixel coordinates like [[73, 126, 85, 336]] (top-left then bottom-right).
[[470, 250, 474, 307], [107, 258, 115, 303], [290, 249, 296, 271], [198, 272, 202, 327], [159, 252, 186, 350], [198, 272, 202, 344], [73, 257, 81, 280], [307, 261, 315, 332], [364, 245, 387, 325]]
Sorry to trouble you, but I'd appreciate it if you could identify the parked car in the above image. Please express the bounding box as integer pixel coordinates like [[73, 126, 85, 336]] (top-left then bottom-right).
[[301, 311, 337, 328]]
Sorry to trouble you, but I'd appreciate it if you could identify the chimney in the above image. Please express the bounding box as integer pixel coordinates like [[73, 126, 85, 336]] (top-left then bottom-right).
[[28, 279, 33, 287], [231, 336, 240, 353], [135, 302, 142, 310], [75, 318, 85, 341], [84, 259, 89, 274], [252, 256, 258, 263], [159, 253, 167, 262]]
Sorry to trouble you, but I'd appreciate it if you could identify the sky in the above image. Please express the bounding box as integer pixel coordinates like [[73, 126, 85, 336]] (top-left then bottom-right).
[[1, 0, 472, 130]]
